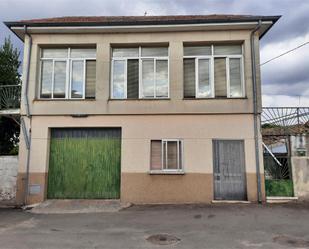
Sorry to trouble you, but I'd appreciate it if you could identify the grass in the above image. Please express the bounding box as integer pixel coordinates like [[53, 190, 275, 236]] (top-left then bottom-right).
[[265, 179, 294, 197]]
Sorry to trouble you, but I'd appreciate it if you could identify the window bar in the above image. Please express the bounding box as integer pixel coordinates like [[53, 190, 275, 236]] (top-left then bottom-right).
[[65, 59, 69, 98], [226, 57, 230, 97], [51, 60, 55, 99], [241, 57, 245, 97], [210, 58, 215, 98], [165, 140, 168, 170], [38, 61, 42, 97], [83, 59, 86, 99], [125, 59, 128, 99], [167, 57, 170, 98], [138, 58, 142, 99], [180, 141, 184, 170], [154, 58, 156, 98], [110, 59, 114, 98], [177, 140, 180, 170], [161, 140, 164, 170], [138, 46, 142, 99], [69, 60, 72, 99], [195, 58, 198, 98]]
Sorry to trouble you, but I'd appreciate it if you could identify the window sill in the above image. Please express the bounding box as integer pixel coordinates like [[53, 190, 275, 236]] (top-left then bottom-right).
[[183, 97, 247, 100], [148, 170, 185, 175], [109, 98, 171, 101], [34, 98, 96, 102]]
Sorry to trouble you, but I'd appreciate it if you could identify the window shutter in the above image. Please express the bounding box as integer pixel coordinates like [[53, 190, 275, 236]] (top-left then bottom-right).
[[85, 60, 96, 99], [151, 140, 162, 170], [184, 46, 211, 56], [127, 59, 139, 99], [40, 60, 53, 98], [229, 58, 242, 97], [42, 49, 67, 58], [184, 58, 196, 98], [214, 58, 227, 97], [112, 48, 139, 57], [141, 47, 168, 57], [214, 45, 242, 55], [71, 48, 96, 58]]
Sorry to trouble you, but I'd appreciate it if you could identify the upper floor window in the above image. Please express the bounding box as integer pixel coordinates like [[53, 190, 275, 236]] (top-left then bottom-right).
[[40, 48, 96, 99], [183, 44, 244, 99], [111, 47, 169, 99]]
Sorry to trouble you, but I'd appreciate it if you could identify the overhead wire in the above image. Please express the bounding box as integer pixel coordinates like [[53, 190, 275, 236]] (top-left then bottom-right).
[[260, 41, 309, 66]]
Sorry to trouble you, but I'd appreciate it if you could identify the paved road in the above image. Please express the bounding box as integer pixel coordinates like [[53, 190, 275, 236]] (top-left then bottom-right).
[[1, 203, 309, 249]]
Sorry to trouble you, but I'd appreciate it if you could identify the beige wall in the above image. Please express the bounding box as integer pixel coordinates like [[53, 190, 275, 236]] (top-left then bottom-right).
[[20, 29, 261, 116], [17, 114, 265, 204], [17, 28, 264, 204], [19, 115, 258, 173]]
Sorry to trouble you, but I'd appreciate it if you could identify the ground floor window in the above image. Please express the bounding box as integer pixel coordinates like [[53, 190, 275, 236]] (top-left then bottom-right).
[[150, 139, 183, 172]]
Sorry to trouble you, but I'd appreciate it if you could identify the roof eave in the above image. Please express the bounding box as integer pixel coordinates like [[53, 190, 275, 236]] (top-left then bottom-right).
[[4, 15, 281, 42]]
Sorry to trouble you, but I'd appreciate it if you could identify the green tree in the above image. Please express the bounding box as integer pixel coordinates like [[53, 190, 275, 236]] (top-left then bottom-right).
[[0, 37, 21, 155], [0, 37, 21, 86]]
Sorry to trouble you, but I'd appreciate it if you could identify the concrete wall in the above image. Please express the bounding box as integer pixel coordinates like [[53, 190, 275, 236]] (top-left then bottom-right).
[[16, 27, 264, 205], [292, 157, 309, 200], [20, 30, 261, 116], [16, 114, 264, 204], [0, 156, 18, 202]]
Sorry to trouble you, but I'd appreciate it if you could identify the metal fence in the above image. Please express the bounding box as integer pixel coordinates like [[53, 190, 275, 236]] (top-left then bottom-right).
[[261, 107, 308, 196], [262, 107, 309, 135], [0, 85, 21, 111]]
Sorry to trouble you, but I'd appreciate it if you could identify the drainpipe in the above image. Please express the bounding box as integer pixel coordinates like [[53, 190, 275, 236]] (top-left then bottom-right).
[[24, 25, 31, 118], [22, 25, 32, 205], [251, 20, 262, 203]]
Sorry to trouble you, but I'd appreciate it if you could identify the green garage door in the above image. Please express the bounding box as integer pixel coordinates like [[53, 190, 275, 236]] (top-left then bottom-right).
[[47, 128, 121, 199]]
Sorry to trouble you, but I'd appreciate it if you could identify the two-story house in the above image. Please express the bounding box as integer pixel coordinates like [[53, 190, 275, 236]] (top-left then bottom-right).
[[5, 15, 280, 205]]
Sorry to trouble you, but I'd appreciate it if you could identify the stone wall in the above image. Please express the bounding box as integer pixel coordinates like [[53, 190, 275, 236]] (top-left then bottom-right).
[[0, 156, 18, 202], [292, 157, 309, 200]]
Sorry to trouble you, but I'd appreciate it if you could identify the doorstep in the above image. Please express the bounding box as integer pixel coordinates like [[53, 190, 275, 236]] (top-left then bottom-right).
[[211, 200, 251, 204], [25, 199, 131, 214], [266, 196, 298, 203]]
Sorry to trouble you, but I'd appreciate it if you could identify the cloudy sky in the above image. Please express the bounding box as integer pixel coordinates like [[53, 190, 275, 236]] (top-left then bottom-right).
[[0, 0, 308, 106]]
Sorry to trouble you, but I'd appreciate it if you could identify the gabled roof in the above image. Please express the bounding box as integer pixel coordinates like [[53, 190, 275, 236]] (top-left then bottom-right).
[[4, 14, 281, 41], [5, 14, 280, 26]]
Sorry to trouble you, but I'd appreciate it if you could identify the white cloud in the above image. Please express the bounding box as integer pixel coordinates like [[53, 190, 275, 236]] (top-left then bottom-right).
[[260, 33, 309, 99], [262, 94, 309, 107], [1, 0, 309, 107]]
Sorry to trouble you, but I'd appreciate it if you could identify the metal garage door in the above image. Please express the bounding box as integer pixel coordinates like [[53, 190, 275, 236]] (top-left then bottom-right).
[[213, 140, 247, 200], [47, 128, 121, 199]]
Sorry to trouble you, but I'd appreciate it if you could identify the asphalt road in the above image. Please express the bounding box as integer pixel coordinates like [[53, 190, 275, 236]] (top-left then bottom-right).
[[1, 203, 309, 249]]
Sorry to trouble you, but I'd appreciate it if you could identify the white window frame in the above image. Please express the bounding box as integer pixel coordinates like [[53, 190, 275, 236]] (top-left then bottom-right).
[[150, 139, 184, 174], [111, 58, 129, 99], [111, 46, 169, 99], [183, 44, 245, 98], [39, 48, 96, 100], [195, 57, 214, 98]]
